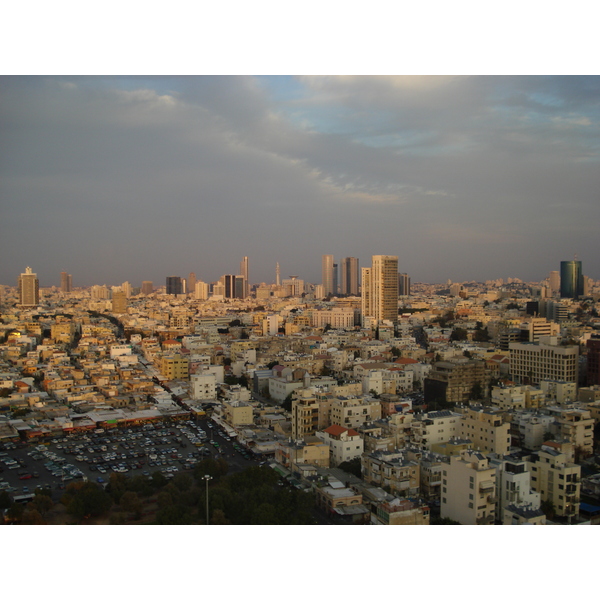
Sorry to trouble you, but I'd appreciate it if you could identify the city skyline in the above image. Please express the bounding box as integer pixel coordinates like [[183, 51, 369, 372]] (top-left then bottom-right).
[[1, 76, 599, 287]]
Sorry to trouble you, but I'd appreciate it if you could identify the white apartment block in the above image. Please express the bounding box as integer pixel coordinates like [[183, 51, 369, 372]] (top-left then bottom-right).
[[441, 450, 497, 525], [489, 456, 541, 522], [316, 424, 364, 467], [191, 372, 217, 400], [491, 385, 545, 411], [410, 410, 462, 450], [539, 380, 577, 404]]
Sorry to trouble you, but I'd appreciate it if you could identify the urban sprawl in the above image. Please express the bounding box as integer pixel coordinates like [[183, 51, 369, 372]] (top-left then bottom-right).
[[1, 256, 600, 525]]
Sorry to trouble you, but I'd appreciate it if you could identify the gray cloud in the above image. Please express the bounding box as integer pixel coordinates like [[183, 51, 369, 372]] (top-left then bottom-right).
[[1, 75, 599, 287]]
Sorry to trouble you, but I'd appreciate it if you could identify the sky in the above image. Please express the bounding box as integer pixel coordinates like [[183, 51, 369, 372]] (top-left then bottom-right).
[[1, 75, 599, 288]]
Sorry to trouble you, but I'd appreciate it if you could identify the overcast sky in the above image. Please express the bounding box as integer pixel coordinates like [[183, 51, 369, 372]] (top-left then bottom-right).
[[1, 75, 599, 288]]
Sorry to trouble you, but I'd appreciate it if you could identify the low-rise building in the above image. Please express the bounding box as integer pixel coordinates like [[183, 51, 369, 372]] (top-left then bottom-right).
[[441, 450, 497, 525], [316, 424, 363, 467]]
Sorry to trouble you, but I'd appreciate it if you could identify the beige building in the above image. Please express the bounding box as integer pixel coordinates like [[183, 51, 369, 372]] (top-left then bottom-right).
[[275, 437, 330, 469], [441, 450, 497, 525], [509, 338, 579, 385], [222, 399, 253, 427], [361, 450, 420, 496], [529, 442, 581, 519], [361, 255, 399, 325], [458, 405, 511, 455], [160, 354, 189, 380], [491, 385, 545, 411], [411, 410, 462, 450], [330, 396, 382, 430], [374, 497, 430, 525], [546, 406, 594, 457]]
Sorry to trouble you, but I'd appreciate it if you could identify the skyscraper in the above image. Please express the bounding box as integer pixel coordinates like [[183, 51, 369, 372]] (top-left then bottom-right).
[[141, 281, 153, 295], [340, 257, 359, 296], [18, 267, 39, 307], [112, 290, 128, 314], [398, 272, 411, 296], [240, 256, 249, 297], [361, 255, 399, 324], [560, 260, 583, 299], [166, 276, 183, 296], [188, 273, 197, 294], [548, 271, 560, 294], [322, 255, 334, 297], [60, 271, 72, 293]]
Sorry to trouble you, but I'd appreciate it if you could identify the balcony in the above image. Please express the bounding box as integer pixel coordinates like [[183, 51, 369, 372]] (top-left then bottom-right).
[[479, 480, 494, 492], [487, 495, 498, 504], [476, 514, 495, 525]]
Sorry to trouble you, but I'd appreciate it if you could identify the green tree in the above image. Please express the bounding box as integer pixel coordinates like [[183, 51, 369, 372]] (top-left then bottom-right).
[[338, 457, 362, 478], [281, 393, 294, 412], [67, 482, 113, 520], [0, 490, 12, 510], [119, 491, 142, 517], [450, 328, 468, 342], [541, 499, 555, 519]]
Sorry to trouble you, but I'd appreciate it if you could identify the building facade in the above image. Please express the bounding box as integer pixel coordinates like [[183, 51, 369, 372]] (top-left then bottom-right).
[[18, 267, 39, 307]]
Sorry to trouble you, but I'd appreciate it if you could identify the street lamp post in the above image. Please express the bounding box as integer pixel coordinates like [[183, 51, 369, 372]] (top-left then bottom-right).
[[204, 474, 212, 524]]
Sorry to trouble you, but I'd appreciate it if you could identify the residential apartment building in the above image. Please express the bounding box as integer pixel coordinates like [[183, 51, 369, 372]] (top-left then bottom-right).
[[489, 456, 541, 522], [330, 396, 382, 430], [275, 437, 330, 470], [316, 424, 363, 467], [222, 399, 253, 427], [322, 254, 335, 297], [441, 450, 497, 525], [546, 406, 594, 456], [159, 354, 189, 380], [374, 497, 430, 525], [491, 385, 545, 411], [361, 255, 399, 325], [361, 450, 420, 496], [410, 410, 462, 450], [458, 406, 511, 455], [529, 443, 581, 519]]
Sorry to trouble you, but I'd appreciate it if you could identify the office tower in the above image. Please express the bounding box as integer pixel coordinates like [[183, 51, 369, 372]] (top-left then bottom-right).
[[332, 263, 338, 296], [18, 267, 39, 307], [549, 271, 560, 294], [112, 290, 128, 314], [188, 273, 196, 294], [583, 276, 590, 296], [560, 260, 583, 299], [322, 255, 334, 297], [235, 276, 246, 299], [194, 281, 209, 300], [282, 276, 304, 297], [121, 281, 132, 298], [240, 257, 249, 297], [361, 255, 399, 324], [340, 257, 359, 296], [223, 274, 246, 299], [276, 263, 281, 287], [141, 281, 153, 295], [166, 276, 183, 296], [60, 271, 72, 293], [398, 273, 411, 296]]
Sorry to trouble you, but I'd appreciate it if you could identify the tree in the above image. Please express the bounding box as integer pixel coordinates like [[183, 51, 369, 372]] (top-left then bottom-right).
[[470, 382, 483, 402], [541, 499, 555, 519], [390, 346, 401, 357], [67, 483, 113, 520], [0, 490, 12, 510], [473, 328, 490, 342], [450, 328, 468, 342], [338, 457, 362, 478], [281, 393, 294, 412], [119, 491, 142, 517]]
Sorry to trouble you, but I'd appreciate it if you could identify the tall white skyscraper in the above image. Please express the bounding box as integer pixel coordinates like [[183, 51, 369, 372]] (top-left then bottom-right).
[[240, 256, 249, 297], [361, 255, 398, 324], [19, 266, 39, 307], [322, 254, 334, 297]]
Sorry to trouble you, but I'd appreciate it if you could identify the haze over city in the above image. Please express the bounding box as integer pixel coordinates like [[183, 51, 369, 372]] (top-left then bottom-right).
[[2, 75, 599, 288]]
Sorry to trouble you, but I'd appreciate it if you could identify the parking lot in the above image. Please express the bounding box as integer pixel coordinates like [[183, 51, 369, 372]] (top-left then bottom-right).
[[1, 417, 264, 502]]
